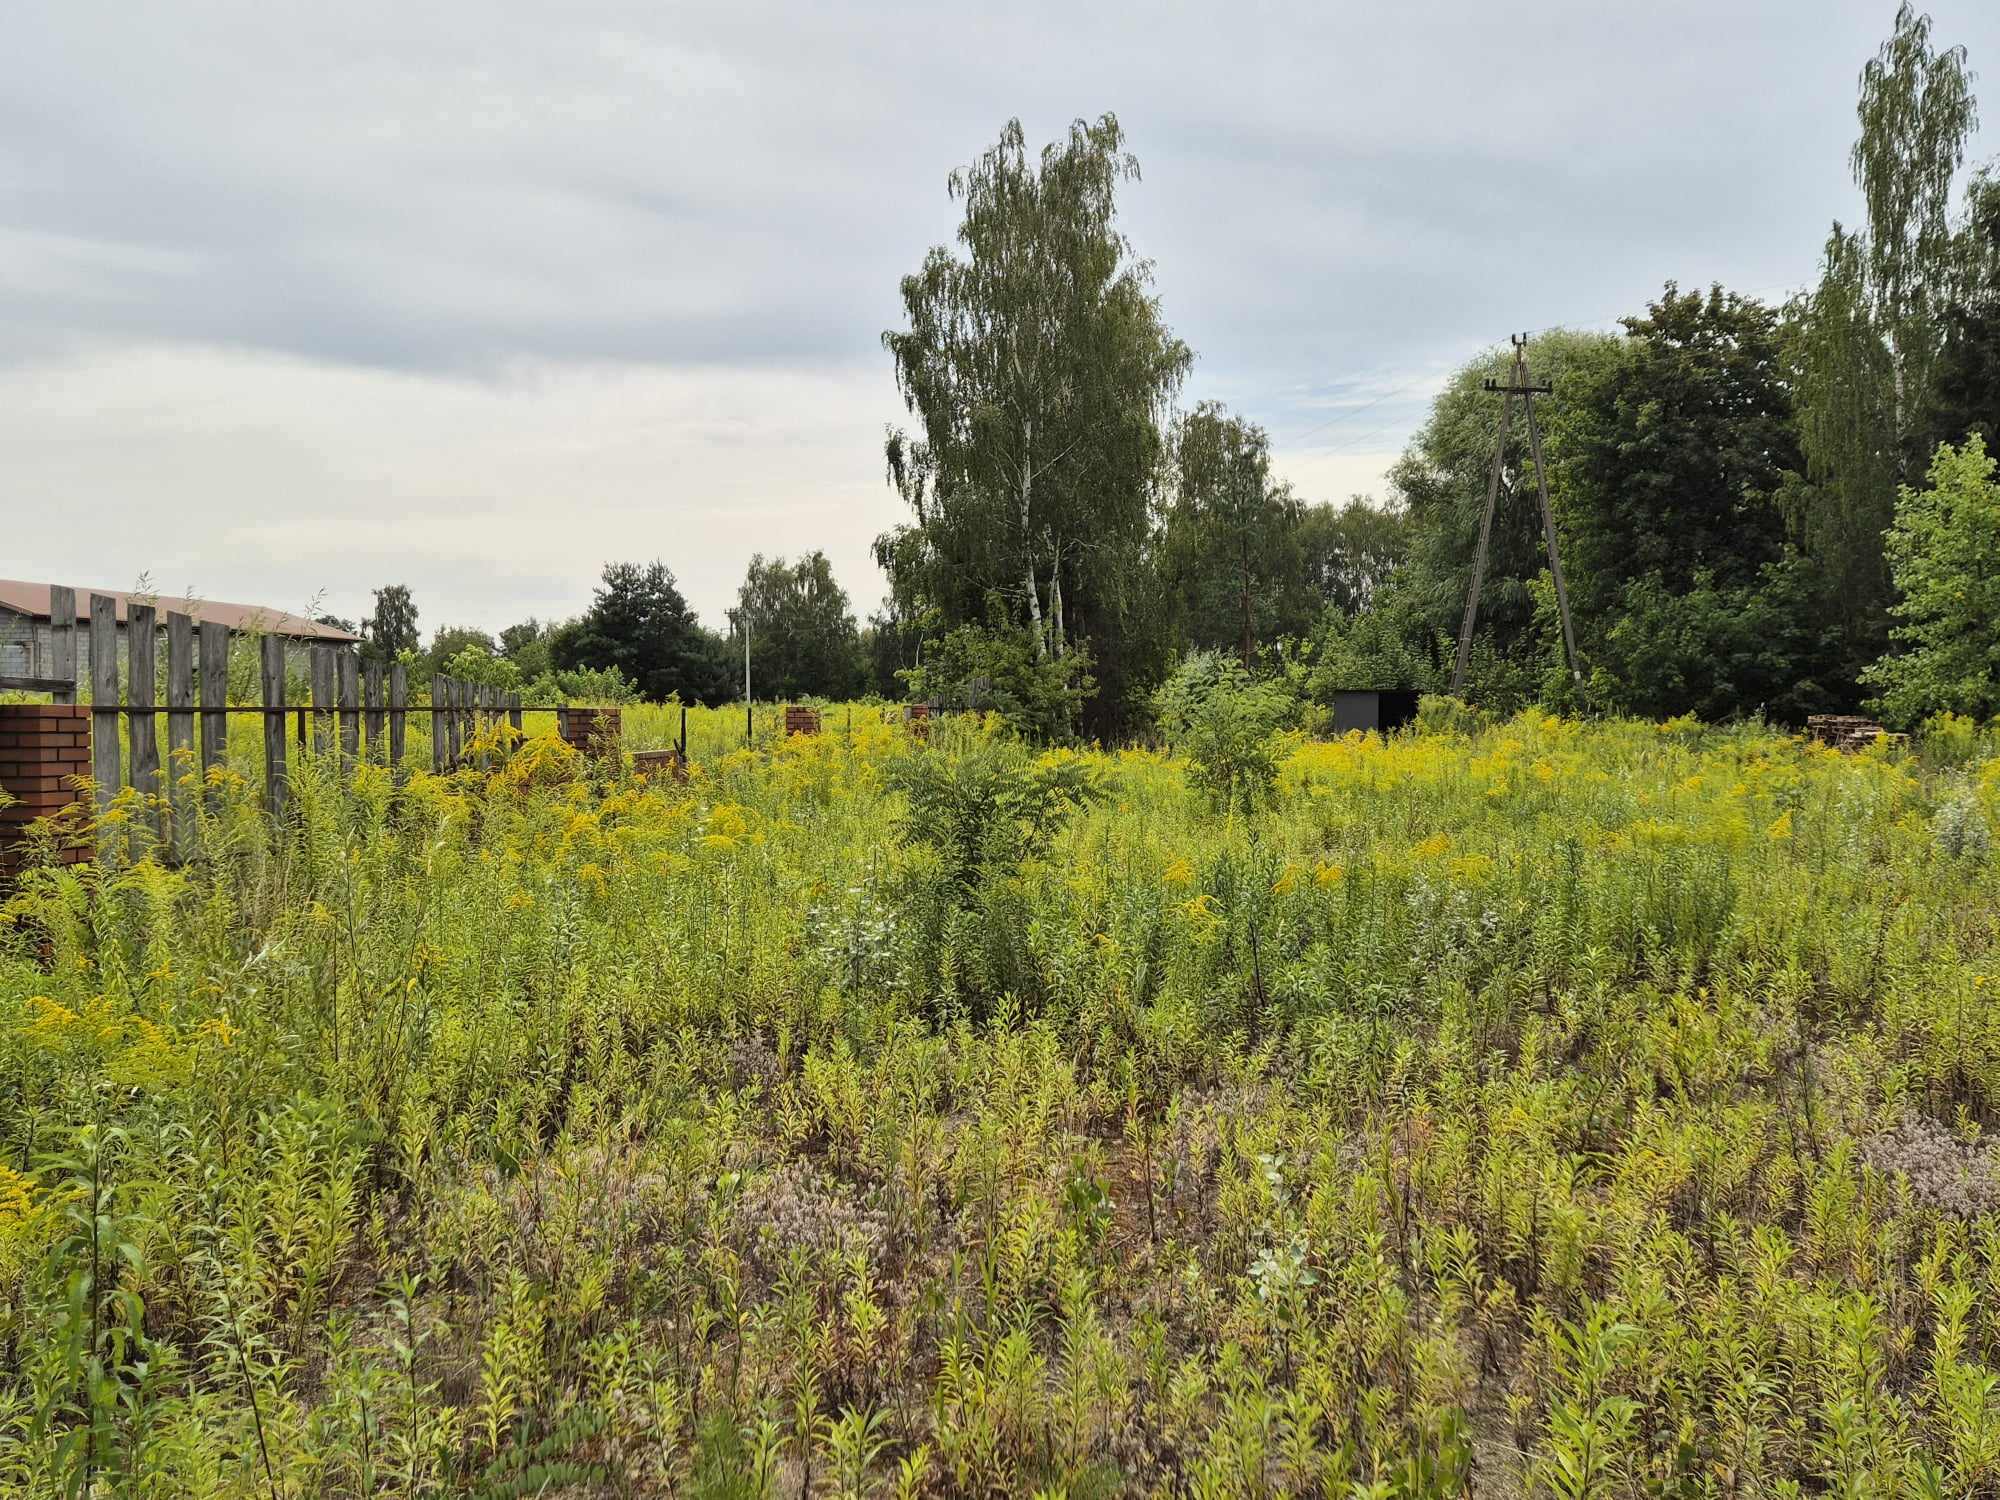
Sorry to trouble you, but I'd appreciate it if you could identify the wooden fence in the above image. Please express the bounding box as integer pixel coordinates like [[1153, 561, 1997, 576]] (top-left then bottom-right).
[[1, 590, 526, 859]]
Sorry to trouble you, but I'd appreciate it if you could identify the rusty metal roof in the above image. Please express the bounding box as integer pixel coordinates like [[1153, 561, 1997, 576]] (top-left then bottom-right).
[[0, 579, 362, 642]]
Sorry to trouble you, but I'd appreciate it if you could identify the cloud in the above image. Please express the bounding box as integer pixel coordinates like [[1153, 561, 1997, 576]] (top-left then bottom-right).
[[0, 343, 907, 631], [3, 0, 1996, 628]]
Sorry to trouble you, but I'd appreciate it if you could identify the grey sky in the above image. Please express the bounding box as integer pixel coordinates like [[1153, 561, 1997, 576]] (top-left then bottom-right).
[[5, 1, 1996, 636]]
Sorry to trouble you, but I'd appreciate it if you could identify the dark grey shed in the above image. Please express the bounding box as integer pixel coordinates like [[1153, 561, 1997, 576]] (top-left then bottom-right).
[[1331, 689, 1421, 737]]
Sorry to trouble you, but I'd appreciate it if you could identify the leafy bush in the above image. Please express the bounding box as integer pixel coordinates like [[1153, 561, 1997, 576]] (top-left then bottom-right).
[[1864, 436, 2000, 728], [1152, 650, 1292, 810], [885, 735, 1103, 893], [902, 603, 1095, 743]]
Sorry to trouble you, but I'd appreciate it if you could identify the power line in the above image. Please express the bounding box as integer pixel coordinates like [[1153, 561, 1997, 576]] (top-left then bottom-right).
[[1266, 276, 1815, 463]]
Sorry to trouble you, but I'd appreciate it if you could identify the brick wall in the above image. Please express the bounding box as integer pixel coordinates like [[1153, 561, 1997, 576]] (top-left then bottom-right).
[[784, 705, 821, 737], [557, 706, 622, 755], [0, 704, 90, 875]]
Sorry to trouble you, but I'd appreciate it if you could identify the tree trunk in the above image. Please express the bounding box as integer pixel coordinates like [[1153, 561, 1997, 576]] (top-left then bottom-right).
[[1020, 413, 1046, 658], [1049, 543, 1066, 659], [1240, 557, 1255, 669]]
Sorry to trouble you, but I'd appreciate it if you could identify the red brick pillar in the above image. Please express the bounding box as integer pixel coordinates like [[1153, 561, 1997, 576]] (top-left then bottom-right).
[[557, 706, 622, 755], [0, 704, 91, 877]]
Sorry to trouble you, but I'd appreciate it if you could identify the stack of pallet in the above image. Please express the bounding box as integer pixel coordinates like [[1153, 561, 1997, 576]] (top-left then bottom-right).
[[1806, 714, 1887, 752]]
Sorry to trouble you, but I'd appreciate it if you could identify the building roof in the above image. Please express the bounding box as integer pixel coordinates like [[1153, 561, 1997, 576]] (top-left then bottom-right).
[[0, 580, 362, 643]]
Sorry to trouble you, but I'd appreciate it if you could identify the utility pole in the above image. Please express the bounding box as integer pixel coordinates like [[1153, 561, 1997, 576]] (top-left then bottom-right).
[[1450, 333, 1582, 696]]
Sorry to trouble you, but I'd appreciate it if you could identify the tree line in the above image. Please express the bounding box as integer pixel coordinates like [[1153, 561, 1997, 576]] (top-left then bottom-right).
[[343, 547, 882, 707], [347, 5, 1999, 734], [873, 3, 2000, 736]]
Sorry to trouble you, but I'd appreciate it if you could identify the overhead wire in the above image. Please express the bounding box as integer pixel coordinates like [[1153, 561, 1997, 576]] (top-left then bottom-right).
[[1265, 275, 1816, 461]]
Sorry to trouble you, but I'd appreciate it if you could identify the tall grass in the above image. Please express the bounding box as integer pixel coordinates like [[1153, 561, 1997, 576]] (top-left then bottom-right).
[[1, 712, 1997, 1496]]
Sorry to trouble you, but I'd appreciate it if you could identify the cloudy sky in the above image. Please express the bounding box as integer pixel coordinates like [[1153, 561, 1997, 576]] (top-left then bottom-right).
[[5, 1, 1997, 637]]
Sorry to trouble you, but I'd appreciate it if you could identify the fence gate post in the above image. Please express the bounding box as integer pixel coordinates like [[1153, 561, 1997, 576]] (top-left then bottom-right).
[[430, 676, 446, 772], [389, 663, 408, 774], [364, 662, 385, 763], [49, 586, 77, 704], [89, 594, 121, 856], [127, 601, 160, 857], [311, 645, 335, 759], [166, 611, 195, 860], [261, 636, 288, 815], [199, 621, 229, 791], [337, 650, 359, 765]]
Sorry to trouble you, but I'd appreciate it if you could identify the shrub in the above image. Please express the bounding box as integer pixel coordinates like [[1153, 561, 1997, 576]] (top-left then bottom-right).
[[1153, 651, 1293, 811]]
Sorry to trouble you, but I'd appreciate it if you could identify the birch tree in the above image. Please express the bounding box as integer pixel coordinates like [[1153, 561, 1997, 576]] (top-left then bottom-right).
[[1794, 3, 1980, 669], [880, 114, 1188, 687]]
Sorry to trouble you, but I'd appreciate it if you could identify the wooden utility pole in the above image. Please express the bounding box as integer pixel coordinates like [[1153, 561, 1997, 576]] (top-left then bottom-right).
[[1450, 333, 1581, 696]]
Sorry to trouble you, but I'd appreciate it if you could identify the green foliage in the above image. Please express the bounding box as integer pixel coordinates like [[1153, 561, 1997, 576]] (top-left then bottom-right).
[[1925, 167, 2000, 456], [878, 112, 1191, 738], [1297, 497, 1409, 617], [423, 624, 499, 684], [1553, 283, 1838, 720], [1863, 435, 2000, 726], [884, 731, 1103, 893], [362, 584, 420, 667], [1792, 2, 1982, 678], [904, 605, 1095, 743], [443, 644, 522, 694], [1152, 651, 1291, 811], [3, 715, 2000, 1494], [554, 560, 732, 705], [1161, 404, 1305, 666], [1307, 601, 1444, 700], [727, 550, 866, 701]]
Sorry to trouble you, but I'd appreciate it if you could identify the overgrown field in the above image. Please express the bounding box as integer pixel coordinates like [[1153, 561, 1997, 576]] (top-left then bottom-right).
[[3, 712, 2000, 1497]]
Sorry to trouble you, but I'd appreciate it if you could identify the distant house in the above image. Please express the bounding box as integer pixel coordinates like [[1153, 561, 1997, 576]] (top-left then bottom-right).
[[0, 580, 360, 683]]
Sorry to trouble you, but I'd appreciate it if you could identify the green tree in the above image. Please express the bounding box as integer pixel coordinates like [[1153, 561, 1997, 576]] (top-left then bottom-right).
[[361, 584, 419, 667], [1861, 435, 2000, 727], [1792, 3, 1981, 676], [1162, 404, 1305, 667], [442, 643, 522, 693], [861, 600, 924, 700], [423, 625, 497, 682], [1152, 651, 1293, 811], [1296, 498, 1409, 619], [879, 113, 1190, 737], [1555, 283, 1834, 719], [725, 551, 865, 701], [1923, 169, 2000, 456], [554, 561, 731, 704], [498, 618, 557, 683], [903, 598, 1095, 743]]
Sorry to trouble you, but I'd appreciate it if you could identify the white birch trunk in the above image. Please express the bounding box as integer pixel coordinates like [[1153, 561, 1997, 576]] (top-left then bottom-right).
[[1019, 412, 1046, 658]]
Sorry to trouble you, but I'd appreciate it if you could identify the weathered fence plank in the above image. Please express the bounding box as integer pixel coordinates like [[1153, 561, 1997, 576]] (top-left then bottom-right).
[[311, 645, 335, 757], [390, 663, 408, 771], [445, 679, 463, 768], [431, 676, 448, 772], [364, 663, 385, 763], [128, 602, 160, 852], [199, 620, 229, 784], [49, 586, 77, 703], [167, 612, 195, 858], [90, 595, 121, 846], [509, 692, 523, 736], [337, 650, 359, 763], [261, 636, 287, 814]]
